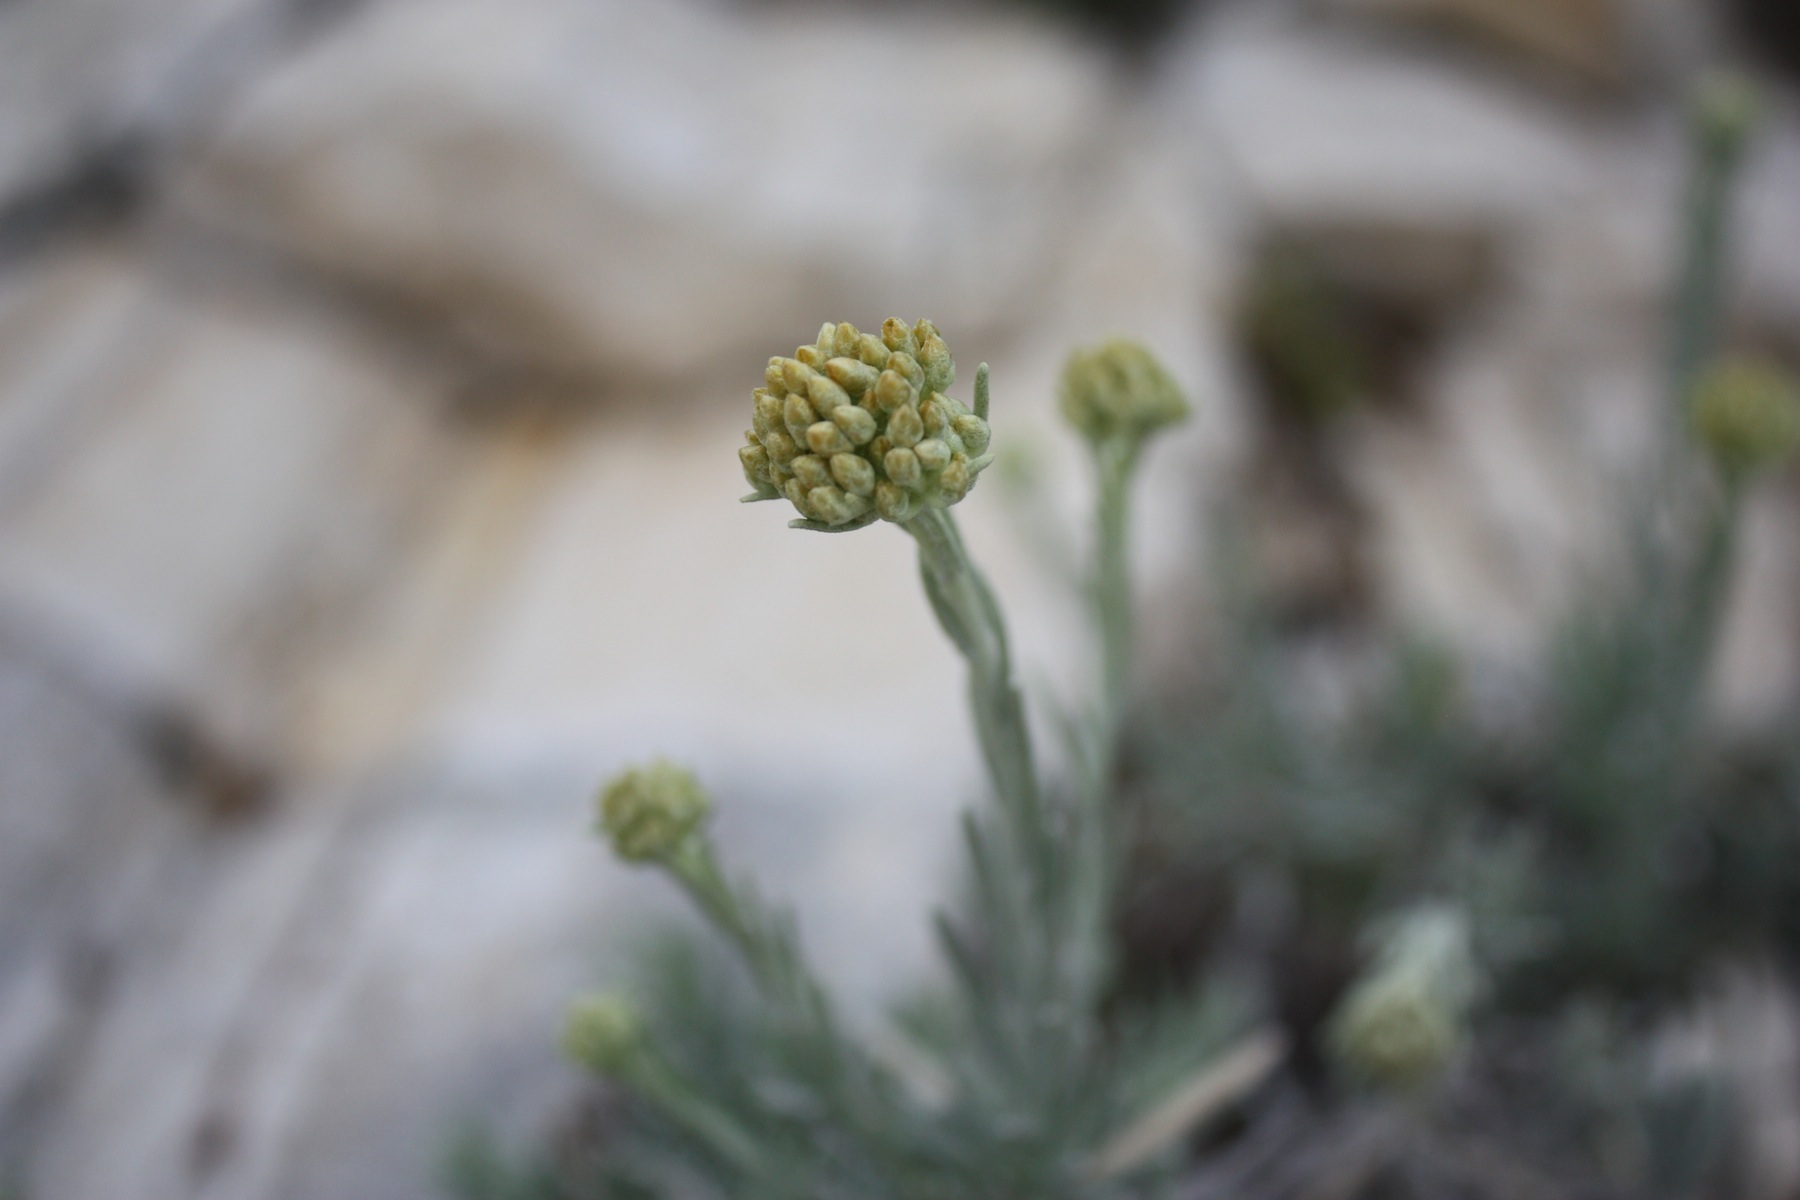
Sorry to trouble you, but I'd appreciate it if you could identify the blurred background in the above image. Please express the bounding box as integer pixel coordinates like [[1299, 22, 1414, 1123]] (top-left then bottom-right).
[[1, 0, 1798, 1196]]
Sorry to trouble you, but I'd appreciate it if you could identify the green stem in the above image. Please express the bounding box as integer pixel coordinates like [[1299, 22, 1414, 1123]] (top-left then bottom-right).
[[1094, 439, 1138, 762], [667, 839, 837, 1043], [1669, 149, 1739, 417], [624, 1051, 767, 1175], [902, 507, 1041, 827]]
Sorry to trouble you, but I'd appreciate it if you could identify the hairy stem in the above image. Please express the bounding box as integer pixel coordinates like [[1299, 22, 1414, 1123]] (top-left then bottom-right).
[[667, 839, 837, 1044], [1093, 439, 1138, 761], [903, 507, 1041, 828], [1668, 142, 1742, 417]]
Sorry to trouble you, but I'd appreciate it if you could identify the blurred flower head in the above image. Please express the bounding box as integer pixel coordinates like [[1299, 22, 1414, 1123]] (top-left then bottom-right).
[[1059, 339, 1190, 448], [1692, 358, 1800, 477], [598, 761, 712, 863], [564, 993, 644, 1075], [1329, 906, 1478, 1091]]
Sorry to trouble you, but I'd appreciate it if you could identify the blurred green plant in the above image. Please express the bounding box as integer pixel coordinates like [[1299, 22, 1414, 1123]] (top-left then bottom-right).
[[459, 323, 1275, 1200], [1113, 70, 1800, 1196], [460, 72, 1800, 1200]]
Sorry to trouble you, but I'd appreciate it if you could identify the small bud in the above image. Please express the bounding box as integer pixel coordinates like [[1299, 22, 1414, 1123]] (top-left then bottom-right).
[[816, 322, 838, 351], [885, 446, 922, 489], [832, 405, 878, 446], [791, 454, 831, 490], [1059, 339, 1191, 447], [753, 392, 783, 437], [855, 334, 891, 369], [1692, 358, 1800, 476], [827, 357, 880, 396], [918, 333, 954, 394], [874, 370, 915, 413], [888, 404, 924, 448], [781, 359, 816, 394], [918, 397, 949, 439], [952, 413, 991, 455], [807, 421, 853, 457], [915, 438, 951, 472], [1329, 907, 1477, 1092], [939, 454, 971, 500], [1695, 73, 1760, 161], [831, 453, 876, 496], [795, 344, 828, 369], [564, 994, 644, 1076], [783, 394, 818, 439], [875, 481, 911, 522], [809, 485, 869, 526], [882, 317, 918, 356], [761, 429, 800, 465], [739, 443, 771, 487], [598, 761, 712, 863], [888, 352, 924, 389], [784, 478, 810, 511], [807, 375, 852, 415], [763, 359, 788, 396], [832, 322, 860, 358]]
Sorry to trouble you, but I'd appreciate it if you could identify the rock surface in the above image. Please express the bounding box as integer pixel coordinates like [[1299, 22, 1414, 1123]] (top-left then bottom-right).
[[173, 0, 1114, 383], [0, 0, 1797, 1196]]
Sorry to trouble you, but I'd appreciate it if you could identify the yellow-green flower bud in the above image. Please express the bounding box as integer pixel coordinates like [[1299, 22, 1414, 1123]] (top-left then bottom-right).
[[827, 357, 879, 395], [1694, 73, 1760, 161], [1692, 358, 1800, 476], [1329, 907, 1476, 1092], [564, 994, 644, 1075], [744, 321, 994, 527], [1059, 339, 1190, 447], [597, 760, 711, 862], [792, 454, 831, 491]]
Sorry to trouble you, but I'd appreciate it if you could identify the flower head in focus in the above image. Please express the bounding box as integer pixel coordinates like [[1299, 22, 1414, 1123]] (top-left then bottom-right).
[[740, 320, 994, 529]]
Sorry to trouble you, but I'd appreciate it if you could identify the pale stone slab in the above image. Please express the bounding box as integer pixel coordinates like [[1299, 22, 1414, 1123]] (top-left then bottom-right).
[[172, 0, 1114, 382]]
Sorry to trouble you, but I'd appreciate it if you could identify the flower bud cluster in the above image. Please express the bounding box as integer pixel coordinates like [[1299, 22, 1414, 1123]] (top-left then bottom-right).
[[564, 993, 644, 1075], [1329, 907, 1476, 1091], [1692, 358, 1800, 476], [1059, 340, 1190, 448], [598, 761, 711, 863], [740, 319, 993, 527]]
